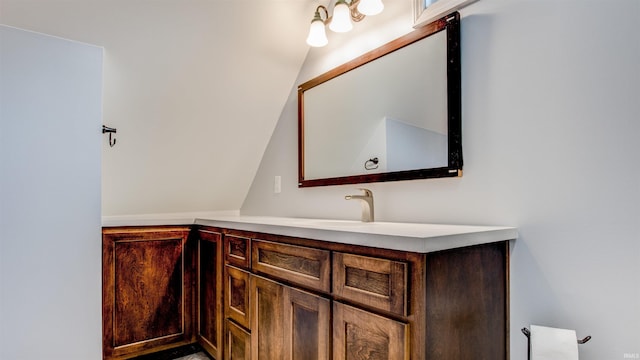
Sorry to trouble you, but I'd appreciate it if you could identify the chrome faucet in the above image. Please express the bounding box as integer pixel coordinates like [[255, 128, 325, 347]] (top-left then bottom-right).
[[345, 188, 374, 222]]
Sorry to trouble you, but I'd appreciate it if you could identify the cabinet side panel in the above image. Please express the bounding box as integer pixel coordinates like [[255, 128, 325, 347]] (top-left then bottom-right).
[[198, 231, 223, 358], [425, 242, 507, 360]]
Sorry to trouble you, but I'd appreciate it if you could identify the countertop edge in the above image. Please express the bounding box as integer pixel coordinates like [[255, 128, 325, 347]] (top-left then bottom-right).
[[193, 217, 518, 253], [101, 213, 517, 254]]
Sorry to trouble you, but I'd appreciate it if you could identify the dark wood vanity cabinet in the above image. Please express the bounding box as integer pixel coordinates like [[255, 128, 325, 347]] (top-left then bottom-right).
[[102, 227, 195, 359], [104, 225, 508, 360], [217, 229, 508, 360], [214, 227, 509, 360]]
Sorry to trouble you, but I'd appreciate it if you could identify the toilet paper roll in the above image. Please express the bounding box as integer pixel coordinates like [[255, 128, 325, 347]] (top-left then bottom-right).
[[531, 325, 579, 360]]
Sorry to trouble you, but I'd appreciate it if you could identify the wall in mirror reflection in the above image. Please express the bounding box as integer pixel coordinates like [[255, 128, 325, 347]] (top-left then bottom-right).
[[303, 30, 448, 180]]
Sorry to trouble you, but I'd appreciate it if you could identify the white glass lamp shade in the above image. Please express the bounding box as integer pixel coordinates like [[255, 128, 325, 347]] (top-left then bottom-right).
[[329, 0, 353, 33], [357, 0, 384, 16], [306, 19, 328, 47]]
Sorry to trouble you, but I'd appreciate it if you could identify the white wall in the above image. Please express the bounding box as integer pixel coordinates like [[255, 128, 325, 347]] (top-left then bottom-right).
[[0, 0, 314, 216], [0, 26, 103, 358], [241, 0, 640, 359]]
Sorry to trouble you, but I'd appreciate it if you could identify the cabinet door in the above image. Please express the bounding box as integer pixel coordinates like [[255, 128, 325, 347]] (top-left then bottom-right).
[[283, 286, 330, 360], [225, 319, 251, 360], [333, 302, 409, 360], [251, 275, 330, 360], [198, 230, 223, 359], [226, 265, 251, 329], [102, 227, 194, 359], [250, 275, 285, 360]]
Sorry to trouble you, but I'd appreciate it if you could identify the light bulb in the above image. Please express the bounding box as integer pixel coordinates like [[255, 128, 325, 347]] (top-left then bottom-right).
[[357, 0, 384, 16], [329, 0, 353, 33], [306, 19, 328, 47]]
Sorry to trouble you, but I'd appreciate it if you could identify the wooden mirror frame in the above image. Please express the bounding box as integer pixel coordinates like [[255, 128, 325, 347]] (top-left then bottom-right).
[[298, 12, 462, 187]]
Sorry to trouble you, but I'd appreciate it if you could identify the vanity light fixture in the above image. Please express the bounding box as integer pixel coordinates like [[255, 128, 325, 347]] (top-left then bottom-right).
[[306, 0, 384, 47]]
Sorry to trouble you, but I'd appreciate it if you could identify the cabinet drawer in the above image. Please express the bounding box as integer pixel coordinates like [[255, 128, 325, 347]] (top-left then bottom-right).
[[251, 239, 330, 293], [333, 252, 408, 316], [225, 265, 251, 330], [225, 235, 251, 269]]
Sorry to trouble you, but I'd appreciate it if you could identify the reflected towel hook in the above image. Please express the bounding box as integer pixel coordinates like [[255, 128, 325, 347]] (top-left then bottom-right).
[[102, 125, 117, 147], [364, 157, 379, 170]]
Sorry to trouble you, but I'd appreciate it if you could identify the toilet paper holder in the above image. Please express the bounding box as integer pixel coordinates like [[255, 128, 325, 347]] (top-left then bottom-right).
[[522, 327, 591, 360]]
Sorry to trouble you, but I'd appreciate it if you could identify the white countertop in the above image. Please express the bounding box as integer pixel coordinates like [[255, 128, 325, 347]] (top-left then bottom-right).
[[103, 213, 517, 253], [195, 216, 516, 253]]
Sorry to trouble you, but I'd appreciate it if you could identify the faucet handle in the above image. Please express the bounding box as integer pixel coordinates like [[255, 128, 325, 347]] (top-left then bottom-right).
[[358, 188, 373, 196]]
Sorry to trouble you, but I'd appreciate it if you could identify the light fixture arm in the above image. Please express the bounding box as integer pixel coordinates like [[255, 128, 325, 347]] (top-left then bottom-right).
[[314, 5, 330, 24], [314, 0, 365, 26], [348, 0, 366, 22]]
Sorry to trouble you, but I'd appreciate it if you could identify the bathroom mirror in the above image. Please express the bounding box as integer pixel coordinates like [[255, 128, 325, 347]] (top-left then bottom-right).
[[298, 12, 462, 187]]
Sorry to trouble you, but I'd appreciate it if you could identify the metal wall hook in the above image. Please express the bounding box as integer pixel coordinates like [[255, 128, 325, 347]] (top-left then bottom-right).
[[102, 125, 117, 147]]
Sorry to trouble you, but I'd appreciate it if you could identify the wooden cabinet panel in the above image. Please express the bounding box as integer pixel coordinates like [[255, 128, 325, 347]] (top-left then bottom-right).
[[333, 252, 407, 316], [225, 319, 251, 360], [283, 286, 330, 360], [425, 242, 508, 360], [226, 265, 251, 330], [251, 275, 285, 360], [102, 227, 194, 359], [333, 302, 409, 360], [225, 235, 251, 269], [198, 230, 223, 359], [113, 240, 183, 345], [250, 275, 330, 360], [251, 239, 330, 292], [103, 225, 508, 360]]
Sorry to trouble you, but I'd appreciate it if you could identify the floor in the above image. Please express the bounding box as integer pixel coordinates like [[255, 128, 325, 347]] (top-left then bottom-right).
[[130, 344, 212, 360], [173, 352, 211, 360]]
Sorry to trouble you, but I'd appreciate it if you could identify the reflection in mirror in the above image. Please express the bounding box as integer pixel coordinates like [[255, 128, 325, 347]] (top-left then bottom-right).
[[298, 12, 462, 187], [304, 30, 447, 180]]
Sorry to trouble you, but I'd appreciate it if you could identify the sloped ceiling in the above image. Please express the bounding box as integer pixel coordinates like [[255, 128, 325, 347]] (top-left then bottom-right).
[[0, 0, 316, 215]]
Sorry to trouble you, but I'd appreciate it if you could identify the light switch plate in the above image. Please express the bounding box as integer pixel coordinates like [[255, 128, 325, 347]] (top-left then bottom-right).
[[274, 176, 281, 194]]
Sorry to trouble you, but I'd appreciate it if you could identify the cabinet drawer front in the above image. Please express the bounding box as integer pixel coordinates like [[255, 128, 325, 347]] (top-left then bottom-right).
[[333, 302, 409, 360], [251, 240, 330, 292], [333, 252, 407, 316], [225, 235, 251, 269], [225, 266, 251, 329]]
